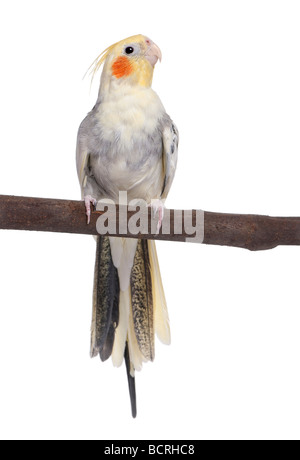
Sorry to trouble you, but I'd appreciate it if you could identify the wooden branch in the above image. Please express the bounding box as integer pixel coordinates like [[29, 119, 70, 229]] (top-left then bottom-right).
[[1, 194, 300, 251]]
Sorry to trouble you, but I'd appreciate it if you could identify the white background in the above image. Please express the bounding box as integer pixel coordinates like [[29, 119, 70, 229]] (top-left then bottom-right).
[[0, 0, 299, 441]]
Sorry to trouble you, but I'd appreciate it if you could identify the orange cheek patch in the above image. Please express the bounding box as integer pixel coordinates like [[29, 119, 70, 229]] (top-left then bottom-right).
[[112, 56, 133, 79]]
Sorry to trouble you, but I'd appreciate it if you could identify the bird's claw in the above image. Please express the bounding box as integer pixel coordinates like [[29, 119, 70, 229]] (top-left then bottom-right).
[[84, 195, 97, 225], [149, 199, 165, 234]]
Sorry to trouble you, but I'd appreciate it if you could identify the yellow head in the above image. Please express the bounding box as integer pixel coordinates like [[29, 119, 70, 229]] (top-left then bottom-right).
[[89, 34, 162, 91]]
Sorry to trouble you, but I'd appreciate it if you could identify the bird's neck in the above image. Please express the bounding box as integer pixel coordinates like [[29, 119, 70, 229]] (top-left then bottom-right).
[[97, 80, 152, 104], [94, 84, 166, 130], [98, 64, 154, 100]]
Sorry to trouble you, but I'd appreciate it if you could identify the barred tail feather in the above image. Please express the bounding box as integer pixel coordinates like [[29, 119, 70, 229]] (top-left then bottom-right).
[[131, 239, 155, 362], [90, 237, 101, 358], [90, 236, 170, 418], [90, 236, 120, 360], [127, 304, 147, 372]]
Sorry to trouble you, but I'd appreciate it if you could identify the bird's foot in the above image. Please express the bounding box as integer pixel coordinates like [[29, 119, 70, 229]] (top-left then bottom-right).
[[149, 199, 165, 234], [84, 195, 97, 225]]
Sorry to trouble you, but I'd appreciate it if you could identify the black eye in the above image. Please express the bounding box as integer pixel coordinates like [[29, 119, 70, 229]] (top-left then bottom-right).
[[125, 46, 134, 55]]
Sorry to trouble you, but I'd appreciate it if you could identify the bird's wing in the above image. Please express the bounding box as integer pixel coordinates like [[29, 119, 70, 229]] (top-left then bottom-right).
[[161, 121, 179, 199], [76, 123, 90, 194], [76, 109, 105, 198]]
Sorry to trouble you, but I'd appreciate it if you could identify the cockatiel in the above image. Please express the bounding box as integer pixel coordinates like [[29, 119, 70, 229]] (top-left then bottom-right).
[[76, 34, 178, 417]]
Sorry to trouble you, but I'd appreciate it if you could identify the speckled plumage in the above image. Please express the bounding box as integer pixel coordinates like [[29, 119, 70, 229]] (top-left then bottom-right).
[[131, 240, 154, 362], [91, 236, 120, 360]]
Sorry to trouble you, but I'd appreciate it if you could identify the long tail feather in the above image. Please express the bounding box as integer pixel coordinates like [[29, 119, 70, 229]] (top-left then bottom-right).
[[127, 304, 146, 371], [130, 239, 155, 361], [111, 287, 130, 367], [109, 237, 138, 292], [148, 240, 171, 345], [124, 341, 137, 418], [90, 236, 120, 360], [91, 236, 168, 418]]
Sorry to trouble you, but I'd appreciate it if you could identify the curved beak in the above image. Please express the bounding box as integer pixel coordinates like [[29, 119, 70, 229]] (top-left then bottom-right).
[[145, 38, 162, 67]]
